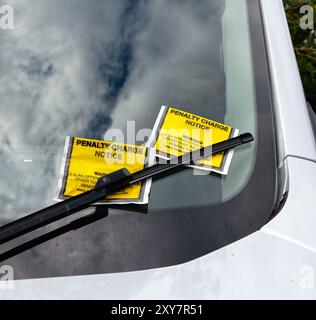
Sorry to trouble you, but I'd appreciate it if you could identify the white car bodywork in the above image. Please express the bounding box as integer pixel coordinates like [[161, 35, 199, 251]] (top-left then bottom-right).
[[1, 0, 316, 299]]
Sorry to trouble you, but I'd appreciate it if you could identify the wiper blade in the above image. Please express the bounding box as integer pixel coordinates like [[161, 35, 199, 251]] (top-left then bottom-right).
[[0, 133, 254, 247]]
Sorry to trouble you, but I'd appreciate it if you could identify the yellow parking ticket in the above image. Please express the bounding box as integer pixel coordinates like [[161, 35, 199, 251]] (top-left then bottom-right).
[[56, 137, 153, 204], [151, 106, 239, 175]]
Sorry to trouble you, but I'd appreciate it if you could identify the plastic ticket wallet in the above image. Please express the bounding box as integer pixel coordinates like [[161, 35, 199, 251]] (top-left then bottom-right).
[[56, 137, 153, 204], [151, 106, 239, 175]]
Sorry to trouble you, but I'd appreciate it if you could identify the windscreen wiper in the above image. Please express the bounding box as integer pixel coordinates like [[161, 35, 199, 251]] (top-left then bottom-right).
[[0, 133, 254, 247]]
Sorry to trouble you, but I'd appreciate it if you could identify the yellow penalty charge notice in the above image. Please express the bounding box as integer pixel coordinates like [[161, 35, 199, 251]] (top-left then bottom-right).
[[151, 106, 239, 175], [56, 137, 153, 204]]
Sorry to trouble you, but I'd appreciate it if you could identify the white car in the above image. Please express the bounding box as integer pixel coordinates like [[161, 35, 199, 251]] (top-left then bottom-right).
[[0, 0, 315, 299]]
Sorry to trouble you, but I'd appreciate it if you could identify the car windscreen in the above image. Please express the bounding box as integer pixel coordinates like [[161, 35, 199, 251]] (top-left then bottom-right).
[[0, 0, 277, 279]]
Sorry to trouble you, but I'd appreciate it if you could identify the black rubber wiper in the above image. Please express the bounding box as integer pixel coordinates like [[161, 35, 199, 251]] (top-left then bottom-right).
[[0, 133, 254, 247]]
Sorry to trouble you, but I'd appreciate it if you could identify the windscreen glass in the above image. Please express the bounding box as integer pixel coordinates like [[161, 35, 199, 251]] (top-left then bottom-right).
[[0, 0, 256, 220]]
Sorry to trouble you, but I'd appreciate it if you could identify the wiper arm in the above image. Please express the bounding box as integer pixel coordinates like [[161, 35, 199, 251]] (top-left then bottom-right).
[[0, 133, 254, 247]]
